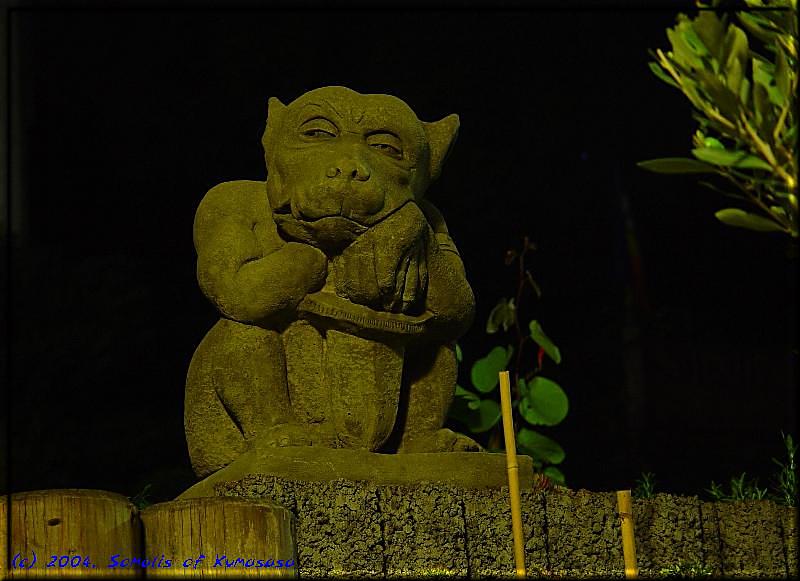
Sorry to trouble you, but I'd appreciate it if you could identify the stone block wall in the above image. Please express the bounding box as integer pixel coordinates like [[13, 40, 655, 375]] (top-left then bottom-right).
[[215, 476, 796, 578]]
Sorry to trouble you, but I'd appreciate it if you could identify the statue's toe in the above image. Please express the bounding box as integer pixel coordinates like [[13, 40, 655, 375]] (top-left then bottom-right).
[[257, 423, 313, 448], [398, 428, 485, 453]]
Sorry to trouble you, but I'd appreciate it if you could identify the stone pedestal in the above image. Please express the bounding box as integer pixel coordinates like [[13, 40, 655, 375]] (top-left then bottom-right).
[[178, 448, 535, 500]]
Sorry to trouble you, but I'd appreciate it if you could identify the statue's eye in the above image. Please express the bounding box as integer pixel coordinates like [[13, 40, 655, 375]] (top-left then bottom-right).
[[300, 117, 338, 139], [303, 128, 336, 138], [366, 133, 403, 159]]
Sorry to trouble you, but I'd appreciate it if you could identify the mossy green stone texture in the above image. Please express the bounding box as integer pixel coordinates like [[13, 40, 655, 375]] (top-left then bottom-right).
[[185, 86, 481, 485], [211, 478, 797, 578]]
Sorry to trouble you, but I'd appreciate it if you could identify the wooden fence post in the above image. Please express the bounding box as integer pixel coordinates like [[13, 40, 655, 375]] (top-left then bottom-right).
[[140, 497, 296, 578], [0, 489, 142, 578]]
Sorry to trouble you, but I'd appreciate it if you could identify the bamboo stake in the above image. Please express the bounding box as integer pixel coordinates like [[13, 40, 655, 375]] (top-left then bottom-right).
[[617, 489, 638, 579], [499, 370, 526, 578]]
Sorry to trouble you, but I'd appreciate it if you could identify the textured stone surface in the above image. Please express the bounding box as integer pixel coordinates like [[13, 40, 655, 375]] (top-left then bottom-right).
[[632, 494, 704, 574], [212, 477, 797, 578], [779, 505, 797, 577], [380, 483, 468, 577], [185, 86, 485, 485], [700, 500, 724, 576], [545, 489, 624, 577], [177, 448, 534, 500], [716, 500, 788, 578]]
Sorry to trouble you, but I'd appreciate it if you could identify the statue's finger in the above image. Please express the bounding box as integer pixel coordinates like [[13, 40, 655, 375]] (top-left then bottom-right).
[[402, 252, 419, 312]]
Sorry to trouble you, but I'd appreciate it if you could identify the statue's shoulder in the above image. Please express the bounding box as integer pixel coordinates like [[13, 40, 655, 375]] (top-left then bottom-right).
[[198, 180, 270, 221]]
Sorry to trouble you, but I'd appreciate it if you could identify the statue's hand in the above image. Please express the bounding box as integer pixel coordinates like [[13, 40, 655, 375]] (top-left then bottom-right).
[[283, 242, 329, 297], [333, 202, 429, 313]]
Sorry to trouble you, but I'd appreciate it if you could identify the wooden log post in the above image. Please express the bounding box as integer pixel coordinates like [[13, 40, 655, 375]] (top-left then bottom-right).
[[140, 497, 296, 578], [0, 489, 142, 578]]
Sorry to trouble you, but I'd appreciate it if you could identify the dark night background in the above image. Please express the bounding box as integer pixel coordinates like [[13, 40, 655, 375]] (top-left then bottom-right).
[[2, 3, 796, 504]]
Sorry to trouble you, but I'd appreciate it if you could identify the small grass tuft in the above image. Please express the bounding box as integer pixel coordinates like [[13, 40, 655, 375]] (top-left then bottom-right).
[[657, 561, 713, 578], [633, 471, 657, 499]]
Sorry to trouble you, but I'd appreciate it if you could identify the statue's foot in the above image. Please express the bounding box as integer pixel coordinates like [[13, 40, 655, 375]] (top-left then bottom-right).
[[256, 422, 339, 449], [397, 428, 485, 453]]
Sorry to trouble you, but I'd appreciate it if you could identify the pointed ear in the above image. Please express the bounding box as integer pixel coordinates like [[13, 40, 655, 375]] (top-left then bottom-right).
[[423, 113, 459, 181], [261, 96, 287, 156]]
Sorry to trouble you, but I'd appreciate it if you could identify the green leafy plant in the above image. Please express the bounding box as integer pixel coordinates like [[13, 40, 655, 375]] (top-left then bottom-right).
[[448, 236, 568, 485], [658, 561, 714, 578], [129, 483, 154, 510], [706, 433, 796, 504], [768, 431, 796, 506], [638, 0, 798, 241], [707, 472, 769, 501], [633, 471, 658, 499]]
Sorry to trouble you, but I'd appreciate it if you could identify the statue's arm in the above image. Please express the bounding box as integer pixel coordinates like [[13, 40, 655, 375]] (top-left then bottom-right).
[[194, 181, 328, 324], [419, 199, 476, 340]]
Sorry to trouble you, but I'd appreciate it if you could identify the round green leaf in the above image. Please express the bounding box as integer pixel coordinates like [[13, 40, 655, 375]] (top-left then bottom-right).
[[519, 376, 569, 426], [446, 395, 475, 426], [529, 320, 562, 365], [517, 428, 565, 464], [470, 346, 511, 393], [454, 384, 481, 410], [636, 158, 717, 174], [470, 399, 502, 433], [543, 466, 566, 485], [447, 394, 500, 432], [517, 378, 529, 400]]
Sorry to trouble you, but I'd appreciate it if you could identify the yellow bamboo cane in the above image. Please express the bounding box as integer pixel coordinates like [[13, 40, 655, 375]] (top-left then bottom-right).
[[617, 489, 638, 578], [499, 370, 526, 578]]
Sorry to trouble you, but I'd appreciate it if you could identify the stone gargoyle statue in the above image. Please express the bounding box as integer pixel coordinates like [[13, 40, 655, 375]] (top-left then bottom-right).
[[184, 86, 486, 482]]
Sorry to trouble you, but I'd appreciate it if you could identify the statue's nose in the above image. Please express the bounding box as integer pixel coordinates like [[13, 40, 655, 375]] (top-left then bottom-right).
[[326, 159, 371, 182]]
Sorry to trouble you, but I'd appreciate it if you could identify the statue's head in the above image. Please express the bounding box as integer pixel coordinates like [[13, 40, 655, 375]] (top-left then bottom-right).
[[262, 86, 459, 253]]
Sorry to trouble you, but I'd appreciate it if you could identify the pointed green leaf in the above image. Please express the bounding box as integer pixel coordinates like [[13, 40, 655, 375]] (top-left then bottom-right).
[[693, 10, 726, 62], [519, 376, 569, 426], [774, 46, 790, 105], [739, 77, 750, 108], [736, 12, 779, 46], [703, 136, 725, 149], [715, 208, 785, 232], [724, 53, 743, 95], [637, 158, 718, 174], [517, 428, 565, 464], [486, 297, 515, 335], [648, 61, 680, 88], [525, 270, 542, 298], [682, 24, 710, 57], [668, 18, 705, 70], [529, 320, 562, 364], [723, 24, 749, 76], [753, 57, 785, 107], [543, 466, 566, 485], [455, 343, 463, 363], [694, 68, 740, 122], [470, 346, 511, 393], [691, 148, 773, 171], [753, 82, 768, 128]]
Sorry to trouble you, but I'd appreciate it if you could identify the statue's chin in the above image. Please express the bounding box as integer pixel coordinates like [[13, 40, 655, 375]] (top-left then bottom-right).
[[274, 213, 368, 254]]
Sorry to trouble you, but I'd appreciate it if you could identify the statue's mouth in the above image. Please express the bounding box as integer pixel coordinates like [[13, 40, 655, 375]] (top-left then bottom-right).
[[273, 205, 368, 253]]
